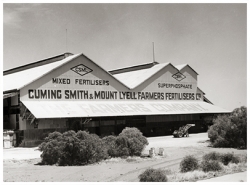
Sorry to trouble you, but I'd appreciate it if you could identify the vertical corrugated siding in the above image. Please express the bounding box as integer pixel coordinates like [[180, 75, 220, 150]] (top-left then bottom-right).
[[23, 128, 68, 140], [146, 114, 200, 122]]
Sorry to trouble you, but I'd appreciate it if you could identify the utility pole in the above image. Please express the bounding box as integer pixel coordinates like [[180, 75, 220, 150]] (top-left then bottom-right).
[[66, 29, 68, 52], [152, 42, 155, 62]]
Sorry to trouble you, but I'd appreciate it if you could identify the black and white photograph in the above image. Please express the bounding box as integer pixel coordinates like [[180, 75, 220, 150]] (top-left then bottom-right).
[[2, 1, 247, 182]]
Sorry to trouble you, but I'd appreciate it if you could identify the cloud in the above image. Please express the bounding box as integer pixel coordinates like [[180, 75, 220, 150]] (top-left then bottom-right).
[[3, 5, 23, 27], [3, 4, 50, 28]]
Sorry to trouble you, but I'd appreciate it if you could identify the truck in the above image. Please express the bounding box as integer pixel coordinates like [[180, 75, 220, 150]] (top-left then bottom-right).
[[173, 124, 195, 138]]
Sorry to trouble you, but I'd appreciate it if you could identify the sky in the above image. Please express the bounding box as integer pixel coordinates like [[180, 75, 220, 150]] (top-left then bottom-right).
[[3, 3, 247, 111]]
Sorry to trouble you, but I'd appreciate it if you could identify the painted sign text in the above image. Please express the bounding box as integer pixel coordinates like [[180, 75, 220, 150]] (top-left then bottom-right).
[[28, 89, 202, 100]]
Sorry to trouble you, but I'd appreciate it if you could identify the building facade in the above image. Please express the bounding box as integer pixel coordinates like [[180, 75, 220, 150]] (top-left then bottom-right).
[[3, 53, 230, 146]]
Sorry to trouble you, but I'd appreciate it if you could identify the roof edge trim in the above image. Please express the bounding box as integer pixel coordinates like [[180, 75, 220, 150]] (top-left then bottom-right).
[[80, 54, 132, 90], [197, 87, 205, 95], [109, 61, 159, 75], [204, 96, 213, 104], [4, 52, 74, 75], [3, 89, 19, 94], [130, 63, 178, 89], [14, 54, 82, 91], [178, 64, 199, 75]]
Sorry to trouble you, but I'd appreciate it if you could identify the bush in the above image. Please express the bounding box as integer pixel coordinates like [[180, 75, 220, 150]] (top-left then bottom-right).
[[119, 127, 148, 146], [208, 106, 247, 149], [119, 127, 148, 156], [200, 160, 222, 172], [39, 130, 108, 166], [202, 152, 221, 162], [39, 132, 63, 165], [39, 127, 149, 165], [102, 135, 117, 157], [115, 136, 130, 157], [73, 131, 108, 165], [139, 168, 168, 182], [127, 137, 145, 156], [220, 153, 240, 165], [201, 152, 240, 167], [57, 130, 81, 166], [180, 155, 199, 173], [102, 127, 148, 158]]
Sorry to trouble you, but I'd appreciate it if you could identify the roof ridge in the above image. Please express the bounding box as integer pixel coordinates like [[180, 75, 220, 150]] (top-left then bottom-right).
[[79, 53, 132, 90], [131, 63, 176, 89], [109, 61, 159, 75], [3, 54, 81, 93], [4, 52, 74, 75], [175, 64, 198, 75], [3, 53, 133, 93], [114, 62, 177, 89]]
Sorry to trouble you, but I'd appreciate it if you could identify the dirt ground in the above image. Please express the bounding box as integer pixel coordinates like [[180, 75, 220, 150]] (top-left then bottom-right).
[[3, 133, 247, 182]]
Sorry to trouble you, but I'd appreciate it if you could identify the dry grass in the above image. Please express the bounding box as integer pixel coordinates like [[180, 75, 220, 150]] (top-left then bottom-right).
[[103, 153, 246, 181], [167, 161, 247, 182], [168, 170, 210, 182], [221, 162, 247, 174], [101, 155, 165, 164]]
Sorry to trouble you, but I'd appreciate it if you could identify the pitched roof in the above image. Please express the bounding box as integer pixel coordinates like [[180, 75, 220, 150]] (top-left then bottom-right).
[[3, 54, 81, 92], [109, 61, 159, 75], [175, 64, 187, 71], [3, 53, 201, 93], [175, 64, 199, 75], [3, 53, 132, 93], [4, 53, 73, 75], [113, 63, 174, 89]]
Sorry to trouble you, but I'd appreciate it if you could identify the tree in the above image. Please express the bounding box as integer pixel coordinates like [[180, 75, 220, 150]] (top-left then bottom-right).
[[208, 106, 247, 149]]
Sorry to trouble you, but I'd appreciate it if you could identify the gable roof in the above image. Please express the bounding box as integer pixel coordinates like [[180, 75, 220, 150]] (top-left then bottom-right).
[[4, 53, 73, 75], [113, 63, 176, 89], [80, 54, 131, 90], [175, 64, 199, 75], [3, 54, 81, 92], [109, 61, 159, 75], [175, 64, 187, 71], [3, 53, 132, 93], [3, 53, 202, 93]]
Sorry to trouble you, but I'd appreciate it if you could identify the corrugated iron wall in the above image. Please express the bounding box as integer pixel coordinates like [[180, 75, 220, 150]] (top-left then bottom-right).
[[146, 114, 200, 122]]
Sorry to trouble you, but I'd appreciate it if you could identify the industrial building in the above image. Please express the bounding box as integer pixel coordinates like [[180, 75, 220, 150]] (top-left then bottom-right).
[[3, 52, 230, 146]]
